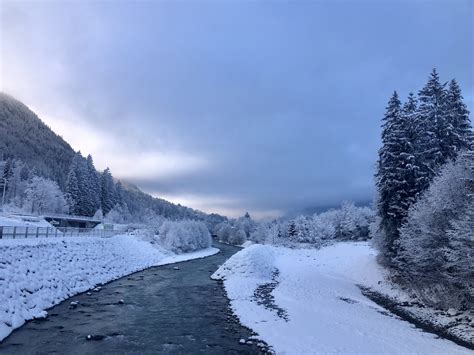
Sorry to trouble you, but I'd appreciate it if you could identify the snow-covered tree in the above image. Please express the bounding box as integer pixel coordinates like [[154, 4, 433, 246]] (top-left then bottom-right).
[[23, 176, 68, 214], [101, 167, 116, 215], [215, 222, 231, 243], [235, 212, 256, 238], [250, 223, 270, 244], [446, 79, 473, 152], [85, 154, 101, 215], [159, 220, 212, 253], [104, 203, 132, 224], [115, 180, 124, 206], [93, 208, 104, 221], [65, 157, 81, 215], [375, 91, 407, 260], [229, 228, 247, 245], [1, 158, 13, 199], [415, 69, 450, 187], [3, 160, 28, 205], [287, 220, 297, 238], [397, 150, 473, 309]]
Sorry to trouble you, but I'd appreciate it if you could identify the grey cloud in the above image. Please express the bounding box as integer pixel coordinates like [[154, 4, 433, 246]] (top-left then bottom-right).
[[1, 0, 472, 217]]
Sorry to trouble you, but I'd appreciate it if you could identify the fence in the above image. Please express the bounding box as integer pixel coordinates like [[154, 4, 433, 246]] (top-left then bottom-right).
[[0, 226, 119, 239]]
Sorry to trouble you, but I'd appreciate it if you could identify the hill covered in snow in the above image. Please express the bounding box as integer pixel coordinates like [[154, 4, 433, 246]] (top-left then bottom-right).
[[0, 93, 225, 223]]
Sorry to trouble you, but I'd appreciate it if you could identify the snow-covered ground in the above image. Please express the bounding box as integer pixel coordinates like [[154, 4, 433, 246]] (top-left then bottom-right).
[[0, 235, 218, 341], [212, 242, 471, 354]]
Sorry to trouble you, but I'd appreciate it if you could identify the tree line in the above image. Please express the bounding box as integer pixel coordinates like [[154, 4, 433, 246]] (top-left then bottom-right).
[[0, 153, 214, 224]]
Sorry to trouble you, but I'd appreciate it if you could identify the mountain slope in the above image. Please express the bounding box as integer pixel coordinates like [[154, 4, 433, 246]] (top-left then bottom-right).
[[0, 93, 75, 188], [0, 93, 224, 221]]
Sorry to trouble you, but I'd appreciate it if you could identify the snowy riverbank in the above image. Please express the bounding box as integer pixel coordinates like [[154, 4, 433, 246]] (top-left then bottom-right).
[[212, 242, 471, 354], [0, 235, 218, 341]]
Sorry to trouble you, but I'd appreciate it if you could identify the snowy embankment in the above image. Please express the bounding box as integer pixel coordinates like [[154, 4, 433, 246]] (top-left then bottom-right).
[[0, 235, 218, 341], [212, 242, 471, 354]]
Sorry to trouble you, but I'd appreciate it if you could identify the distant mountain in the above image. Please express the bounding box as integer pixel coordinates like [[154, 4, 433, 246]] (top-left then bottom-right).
[[0, 93, 75, 188], [0, 92, 225, 222]]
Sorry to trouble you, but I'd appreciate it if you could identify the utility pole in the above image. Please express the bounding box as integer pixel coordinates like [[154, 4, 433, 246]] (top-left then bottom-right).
[[0, 178, 7, 213]]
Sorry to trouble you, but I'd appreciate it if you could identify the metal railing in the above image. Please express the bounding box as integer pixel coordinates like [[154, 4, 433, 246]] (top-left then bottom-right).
[[0, 226, 119, 239]]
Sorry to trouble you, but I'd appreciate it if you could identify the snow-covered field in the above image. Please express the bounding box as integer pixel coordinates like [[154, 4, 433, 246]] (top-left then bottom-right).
[[0, 235, 218, 341], [212, 242, 471, 354]]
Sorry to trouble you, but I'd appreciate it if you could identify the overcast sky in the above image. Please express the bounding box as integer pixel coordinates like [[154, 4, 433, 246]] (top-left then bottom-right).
[[1, 0, 473, 218]]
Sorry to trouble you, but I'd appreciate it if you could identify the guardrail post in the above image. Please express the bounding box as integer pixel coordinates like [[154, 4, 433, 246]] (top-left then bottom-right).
[[0, 226, 2, 239], [25, 227, 28, 239], [46, 228, 49, 238], [13, 226, 16, 239], [36, 227, 39, 238]]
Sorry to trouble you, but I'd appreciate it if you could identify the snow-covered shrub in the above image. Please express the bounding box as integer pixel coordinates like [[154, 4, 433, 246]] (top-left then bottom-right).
[[215, 222, 231, 243], [249, 223, 270, 244], [159, 220, 212, 253], [105, 203, 133, 224], [397, 151, 473, 309], [229, 228, 247, 245], [215, 220, 251, 245]]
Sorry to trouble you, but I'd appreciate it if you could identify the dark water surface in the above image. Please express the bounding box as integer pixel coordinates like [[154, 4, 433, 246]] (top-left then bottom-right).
[[0, 242, 268, 354]]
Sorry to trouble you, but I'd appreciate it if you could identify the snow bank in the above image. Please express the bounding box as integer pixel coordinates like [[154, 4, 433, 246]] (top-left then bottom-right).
[[0, 235, 218, 341], [212, 244, 276, 282], [213, 242, 470, 354]]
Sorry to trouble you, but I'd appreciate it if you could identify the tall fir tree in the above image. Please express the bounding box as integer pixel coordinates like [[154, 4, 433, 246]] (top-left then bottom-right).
[[375, 91, 408, 261], [2, 158, 14, 194], [100, 168, 116, 215], [115, 180, 124, 206], [446, 79, 473, 152], [415, 68, 449, 189], [85, 154, 101, 215], [398, 92, 421, 208], [65, 159, 80, 215]]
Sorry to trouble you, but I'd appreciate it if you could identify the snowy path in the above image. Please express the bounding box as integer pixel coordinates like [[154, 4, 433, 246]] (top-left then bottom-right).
[[0, 242, 267, 354]]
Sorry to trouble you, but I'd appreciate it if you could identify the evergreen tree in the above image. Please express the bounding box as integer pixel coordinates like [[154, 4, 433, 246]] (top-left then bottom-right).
[[375, 91, 408, 261], [115, 180, 124, 206], [72, 153, 88, 215], [2, 158, 13, 181], [416, 68, 449, 188], [65, 162, 80, 215], [1, 158, 13, 194], [19, 164, 30, 181], [446, 79, 473, 152], [85, 154, 101, 215], [287, 220, 297, 237], [101, 168, 116, 215]]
